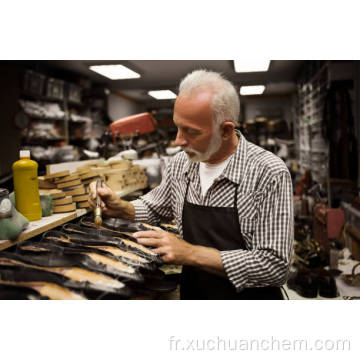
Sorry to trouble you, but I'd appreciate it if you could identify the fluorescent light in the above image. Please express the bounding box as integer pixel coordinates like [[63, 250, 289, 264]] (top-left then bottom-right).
[[234, 60, 270, 73], [240, 85, 265, 95], [89, 65, 140, 80], [148, 90, 177, 100]]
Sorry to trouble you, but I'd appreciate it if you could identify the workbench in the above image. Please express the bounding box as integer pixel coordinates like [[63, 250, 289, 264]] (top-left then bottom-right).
[[0, 184, 146, 252]]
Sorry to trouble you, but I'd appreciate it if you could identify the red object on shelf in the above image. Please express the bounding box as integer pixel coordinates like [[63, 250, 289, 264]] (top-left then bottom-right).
[[314, 204, 345, 251], [110, 112, 157, 143]]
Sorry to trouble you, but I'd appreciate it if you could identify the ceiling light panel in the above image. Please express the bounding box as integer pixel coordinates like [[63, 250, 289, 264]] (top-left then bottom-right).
[[89, 65, 141, 80], [234, 60, 270, 73], [148, 90, 177, 100], [240, 85, 265, 95]]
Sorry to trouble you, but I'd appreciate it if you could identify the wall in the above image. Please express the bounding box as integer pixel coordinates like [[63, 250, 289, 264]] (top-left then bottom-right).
[[328, 61, 360, 187], [354, 62, 360, 187], [107, 93, 146, 122], [242, 95, 293, 126], [0, 66, 22, 178]]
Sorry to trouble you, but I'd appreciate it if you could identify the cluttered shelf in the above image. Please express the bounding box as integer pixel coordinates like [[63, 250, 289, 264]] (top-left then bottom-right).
[[21, 137, 66, 145]]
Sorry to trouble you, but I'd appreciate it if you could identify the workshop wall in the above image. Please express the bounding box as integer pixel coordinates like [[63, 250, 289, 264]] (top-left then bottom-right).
[[354, 62, 360, 187], [0, 66, 22, 179], [242, 95, 293, 127], [327, 61, 360, 187], [107, 93, 146, 122]]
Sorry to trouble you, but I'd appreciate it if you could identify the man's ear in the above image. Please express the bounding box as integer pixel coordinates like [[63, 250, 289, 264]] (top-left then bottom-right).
[[221, 121, 235, 139]]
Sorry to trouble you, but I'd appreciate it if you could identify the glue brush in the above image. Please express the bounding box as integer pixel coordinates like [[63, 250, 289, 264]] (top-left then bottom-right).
[[94, 179, 103, 227]]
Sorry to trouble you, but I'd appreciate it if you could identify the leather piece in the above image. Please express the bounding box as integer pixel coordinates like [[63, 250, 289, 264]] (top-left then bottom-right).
[[20, 237, 144, 283], [62, 224, 162, 265], [0, 251, 132, 299], [0, 283, 45, 300]]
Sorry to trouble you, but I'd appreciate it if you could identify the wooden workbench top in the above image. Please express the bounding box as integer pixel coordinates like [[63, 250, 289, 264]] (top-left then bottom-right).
[[0, 209, 88, 251]]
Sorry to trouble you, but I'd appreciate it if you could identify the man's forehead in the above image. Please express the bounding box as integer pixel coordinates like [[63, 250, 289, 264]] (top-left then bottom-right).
[[177, 89, 214, 103], [173, 95, 213, 128], [174, 90, 213, 114]]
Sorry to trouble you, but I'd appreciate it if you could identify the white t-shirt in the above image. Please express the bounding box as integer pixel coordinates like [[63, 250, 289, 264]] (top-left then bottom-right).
[[199, 156, 232, 197]]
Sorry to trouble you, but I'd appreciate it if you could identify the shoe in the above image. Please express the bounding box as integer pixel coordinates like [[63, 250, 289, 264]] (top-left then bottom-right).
[[315, 268, 338, 298], [287, 268, 318, 298]]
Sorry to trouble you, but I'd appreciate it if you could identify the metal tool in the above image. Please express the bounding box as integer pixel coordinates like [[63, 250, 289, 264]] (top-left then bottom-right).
[[94, 179, 103, 227]]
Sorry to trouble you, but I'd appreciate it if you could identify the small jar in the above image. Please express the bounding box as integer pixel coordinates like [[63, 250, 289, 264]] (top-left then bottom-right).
[[0, 188, 12, 219]]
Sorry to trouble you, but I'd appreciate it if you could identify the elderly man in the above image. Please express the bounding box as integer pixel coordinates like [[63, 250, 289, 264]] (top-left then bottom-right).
[[89, 70, 293, 300]]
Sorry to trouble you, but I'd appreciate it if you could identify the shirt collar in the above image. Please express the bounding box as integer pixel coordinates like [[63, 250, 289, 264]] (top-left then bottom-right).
[[183, 157, 199, 182], [221, 130, 247, 185], [182, 130, 248, 185]]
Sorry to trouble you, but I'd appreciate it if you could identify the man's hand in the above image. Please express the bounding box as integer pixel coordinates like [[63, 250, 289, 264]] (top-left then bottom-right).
[[133, 230, 195, 265], [134, 230, 227, 277], [88, 182, 135, 220]]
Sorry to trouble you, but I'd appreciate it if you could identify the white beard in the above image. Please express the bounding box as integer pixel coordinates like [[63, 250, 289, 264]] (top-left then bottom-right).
[[182, 128, 223, 163]]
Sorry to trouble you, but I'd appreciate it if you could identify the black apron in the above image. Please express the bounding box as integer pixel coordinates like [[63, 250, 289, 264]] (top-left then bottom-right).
[[180, 180, 283, 300]]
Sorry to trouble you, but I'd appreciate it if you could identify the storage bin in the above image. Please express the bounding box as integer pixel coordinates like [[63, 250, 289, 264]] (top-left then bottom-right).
[[67, 83, 82, 103], [46, 78, 64, 100], [23, 70, 46, 97]]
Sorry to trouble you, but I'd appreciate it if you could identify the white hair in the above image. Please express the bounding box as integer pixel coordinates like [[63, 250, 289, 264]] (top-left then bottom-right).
[[178, 69, 240, 127]]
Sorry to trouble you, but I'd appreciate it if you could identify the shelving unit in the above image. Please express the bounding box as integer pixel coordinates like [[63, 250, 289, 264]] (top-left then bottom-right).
[[295, 61, 359, 186], [295, 63, 330, 183], [19, 70, 92, 149]]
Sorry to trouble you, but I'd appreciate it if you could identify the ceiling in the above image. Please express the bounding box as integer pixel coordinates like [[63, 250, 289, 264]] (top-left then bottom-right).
[[45, 60, 305, 108]]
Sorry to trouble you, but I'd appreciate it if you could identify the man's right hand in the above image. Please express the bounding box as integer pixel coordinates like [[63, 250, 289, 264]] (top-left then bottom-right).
[[88, 182, 135, 220]]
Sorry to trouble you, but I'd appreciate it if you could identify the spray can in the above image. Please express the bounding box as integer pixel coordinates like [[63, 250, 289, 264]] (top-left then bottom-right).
[[12, 150, 42, 221]]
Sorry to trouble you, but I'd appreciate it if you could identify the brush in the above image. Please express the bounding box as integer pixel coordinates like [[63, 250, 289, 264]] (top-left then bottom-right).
[[94, 179, 103, 227]]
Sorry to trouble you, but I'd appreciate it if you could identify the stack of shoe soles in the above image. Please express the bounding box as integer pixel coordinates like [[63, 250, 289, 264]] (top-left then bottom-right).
[[287, 266, 338, 298], [0, 217, 180, 299], [78, 216, 179, 294], [159, 221, 179, 235]]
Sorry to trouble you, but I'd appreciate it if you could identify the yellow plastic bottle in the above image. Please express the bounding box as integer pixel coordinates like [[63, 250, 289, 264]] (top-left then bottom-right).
[[12, 150, 42, 221]]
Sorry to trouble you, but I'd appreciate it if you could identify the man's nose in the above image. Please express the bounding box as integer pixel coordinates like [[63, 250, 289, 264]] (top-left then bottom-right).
[[174, 130, 187, 146]]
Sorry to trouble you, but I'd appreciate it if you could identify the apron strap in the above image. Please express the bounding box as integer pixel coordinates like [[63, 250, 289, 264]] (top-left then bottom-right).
[[185, 178, 190, 202], [233, 182, 238, 211]]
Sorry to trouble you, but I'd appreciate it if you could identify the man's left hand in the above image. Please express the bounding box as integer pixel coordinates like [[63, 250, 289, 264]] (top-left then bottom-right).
[[133, 230, 194, 265]]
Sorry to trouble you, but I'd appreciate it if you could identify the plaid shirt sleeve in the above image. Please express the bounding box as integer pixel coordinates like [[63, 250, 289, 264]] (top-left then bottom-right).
[[131, 160, 174, 224], [221, 171, 294, 291]]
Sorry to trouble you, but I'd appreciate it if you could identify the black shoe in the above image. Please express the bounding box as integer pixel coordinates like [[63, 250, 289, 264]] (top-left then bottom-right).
[[287, 268, 318, 298], [315, 269, 338, 298]]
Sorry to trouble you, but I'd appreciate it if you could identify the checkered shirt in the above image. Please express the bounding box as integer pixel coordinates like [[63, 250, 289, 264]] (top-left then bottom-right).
[[131, 131, 294, 291]]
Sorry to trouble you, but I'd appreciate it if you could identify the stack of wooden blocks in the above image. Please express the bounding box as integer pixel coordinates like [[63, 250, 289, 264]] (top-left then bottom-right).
[[38, 160, 147, 213], [106, 160, 147, 192], [38, 170, 92, 212]]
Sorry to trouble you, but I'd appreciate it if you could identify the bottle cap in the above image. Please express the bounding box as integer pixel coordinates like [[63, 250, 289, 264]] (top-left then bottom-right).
[[20, 150, 30, 158]]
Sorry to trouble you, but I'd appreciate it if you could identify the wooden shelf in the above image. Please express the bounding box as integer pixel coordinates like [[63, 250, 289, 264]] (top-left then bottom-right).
[[25, 115, 66, 121], [21, 93, 65, 103], [0, 209, 88, 251]]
